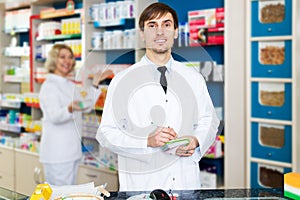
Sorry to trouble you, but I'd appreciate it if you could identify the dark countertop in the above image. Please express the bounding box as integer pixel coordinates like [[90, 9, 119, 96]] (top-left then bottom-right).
[[0, 187, 289, 200], [107, 188, 288, 200]]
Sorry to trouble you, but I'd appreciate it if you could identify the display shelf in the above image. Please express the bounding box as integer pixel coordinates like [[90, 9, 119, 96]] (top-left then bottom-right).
[[40, 9, 78, 19], [36, 33, 81, 41], [29, 1, 83, 93], [93, 18, 126, 27], [0, 123, 22, 134], [0, 99, 22, 109], [4, 28, 29, 34], [3, 75, 29, 83]]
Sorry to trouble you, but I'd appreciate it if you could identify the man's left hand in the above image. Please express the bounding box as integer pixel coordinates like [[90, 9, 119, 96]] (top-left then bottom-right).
[[175, 136, 199, 157]]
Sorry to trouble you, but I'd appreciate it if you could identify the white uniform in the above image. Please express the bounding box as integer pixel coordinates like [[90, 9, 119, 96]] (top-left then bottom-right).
[[96, 56, 219, 191], [39, 74, 99, 185]]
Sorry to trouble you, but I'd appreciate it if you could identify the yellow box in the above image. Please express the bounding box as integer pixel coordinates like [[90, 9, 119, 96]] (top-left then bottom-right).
[[30, 183, 52, 200]]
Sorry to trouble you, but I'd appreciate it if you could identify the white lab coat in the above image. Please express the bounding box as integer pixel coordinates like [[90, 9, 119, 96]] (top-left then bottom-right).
[[96, 56, 219, 191], [39, 74, 99, 164]]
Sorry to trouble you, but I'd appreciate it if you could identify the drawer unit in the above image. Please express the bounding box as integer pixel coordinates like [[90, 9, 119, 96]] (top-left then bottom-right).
[[250, 162, 291, 189], [251, 0, 292, 37], [251, 40, 292, 78], [251, 122, 291, 163], [0, 146, 14, 190], [0, 146, 14, 174], [251, 82, 292, 120], [77, 164, 119, 192], [15, 150, 44, 196], [0, 171, 14, 191]]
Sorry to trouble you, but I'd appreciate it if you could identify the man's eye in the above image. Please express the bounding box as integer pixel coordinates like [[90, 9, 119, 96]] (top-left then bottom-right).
[[164, 23, 171, 28], [147, 24, 156, 28]]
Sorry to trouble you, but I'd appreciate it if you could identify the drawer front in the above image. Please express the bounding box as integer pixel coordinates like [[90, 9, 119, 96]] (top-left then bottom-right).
[[251, 40, 292, 78], [251, 122, 292, 163], [250, 162, 291, 189], [251, 82, 292, 120], [0, 171, 14, 190], [251, 0, 292, 37], [77, 166, 119, 191], [0, 147, 14, 174]]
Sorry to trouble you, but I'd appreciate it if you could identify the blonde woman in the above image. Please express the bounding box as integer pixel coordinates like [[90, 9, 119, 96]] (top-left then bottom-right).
[[39, 44, 112, 186]]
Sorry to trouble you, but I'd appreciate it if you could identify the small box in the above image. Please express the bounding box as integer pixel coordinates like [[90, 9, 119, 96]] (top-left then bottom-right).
[[284, 172, 300, 199], [188, 8, 224, 46], [30, 183, 52, 200]]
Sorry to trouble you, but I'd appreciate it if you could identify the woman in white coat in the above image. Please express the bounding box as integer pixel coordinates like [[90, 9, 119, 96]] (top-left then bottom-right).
[[39, 44, 112, 186]]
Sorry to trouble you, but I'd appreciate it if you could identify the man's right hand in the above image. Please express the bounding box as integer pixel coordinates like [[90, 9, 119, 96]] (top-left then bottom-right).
[[147, 127, 177, 147]]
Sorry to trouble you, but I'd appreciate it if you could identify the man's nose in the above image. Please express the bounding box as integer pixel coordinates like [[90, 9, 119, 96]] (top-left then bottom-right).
[[156, 26, 164, 35]]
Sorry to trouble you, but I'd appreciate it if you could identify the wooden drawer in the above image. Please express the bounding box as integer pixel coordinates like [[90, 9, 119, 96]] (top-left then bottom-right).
[[0, 146, 14, 174], [0, 171, 14, 191], [77, 164, 119, 192], [15, 149, 44, 196]]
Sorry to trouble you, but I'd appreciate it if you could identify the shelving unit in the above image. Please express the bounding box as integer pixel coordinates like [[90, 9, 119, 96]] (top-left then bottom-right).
[[29, 4, 83, 92], [158, 0, 225, 188], [80, 0, 158, 190], [0, 3, 32, 139], [246, 0, 300, 189]]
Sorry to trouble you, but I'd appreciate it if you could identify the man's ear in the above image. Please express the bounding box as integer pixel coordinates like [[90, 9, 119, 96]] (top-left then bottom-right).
[[139, 30, 145, 41], [174, 28, 179, 39]]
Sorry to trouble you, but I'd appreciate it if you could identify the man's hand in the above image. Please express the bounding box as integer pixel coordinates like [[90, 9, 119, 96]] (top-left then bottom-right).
[[92, 69, 114, 88], [175, 136, 199, 157], [147, 127, 177, 147]]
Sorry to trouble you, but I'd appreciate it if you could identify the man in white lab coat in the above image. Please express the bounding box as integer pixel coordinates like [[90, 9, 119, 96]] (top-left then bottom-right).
[[96, 2, 220, 191]]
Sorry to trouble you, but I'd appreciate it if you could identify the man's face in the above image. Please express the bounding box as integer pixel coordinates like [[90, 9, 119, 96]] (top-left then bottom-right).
[[140, 12, 178, 54]]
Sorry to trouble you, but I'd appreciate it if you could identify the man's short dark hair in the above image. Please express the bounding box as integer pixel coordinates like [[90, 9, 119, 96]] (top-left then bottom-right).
[[139, 2, 179, 31]]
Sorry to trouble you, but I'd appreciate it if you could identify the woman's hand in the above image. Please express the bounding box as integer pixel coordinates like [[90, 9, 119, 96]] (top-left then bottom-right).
[[68, 100, 82, 113]]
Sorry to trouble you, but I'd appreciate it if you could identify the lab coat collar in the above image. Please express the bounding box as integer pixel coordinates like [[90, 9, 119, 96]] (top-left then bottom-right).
[[47, 73, 69, 83], [142, 55, 173, 73]]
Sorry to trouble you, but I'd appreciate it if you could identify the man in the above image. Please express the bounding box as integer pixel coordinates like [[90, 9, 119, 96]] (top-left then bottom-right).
[[96, 2, 219, 191]]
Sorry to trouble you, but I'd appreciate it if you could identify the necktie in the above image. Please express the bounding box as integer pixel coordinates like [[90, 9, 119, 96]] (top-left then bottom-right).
[[157, 66, 167, 93]]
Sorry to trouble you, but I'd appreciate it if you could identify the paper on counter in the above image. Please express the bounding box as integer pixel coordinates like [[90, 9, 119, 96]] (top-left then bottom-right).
[[49, 182, 97, 200]]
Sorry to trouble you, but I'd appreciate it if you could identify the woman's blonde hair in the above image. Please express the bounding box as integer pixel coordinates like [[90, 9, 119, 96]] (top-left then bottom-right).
[[45, 43, 76, 73]]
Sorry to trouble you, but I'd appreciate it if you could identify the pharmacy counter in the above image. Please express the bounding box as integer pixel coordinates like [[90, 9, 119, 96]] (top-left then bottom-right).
[[107, 188, 286, 200], [0, 186, 287, 200]]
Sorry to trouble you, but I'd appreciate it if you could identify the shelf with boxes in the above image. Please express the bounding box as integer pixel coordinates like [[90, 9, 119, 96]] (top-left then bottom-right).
[[0, 4, 40, 150], [246, 0, 299, 189], [29, 1, 83, 92], [160, 0, 225, 187], [0, 93, 42, 143], [81, 0, 156, 170], [1, 7, 31, 94]]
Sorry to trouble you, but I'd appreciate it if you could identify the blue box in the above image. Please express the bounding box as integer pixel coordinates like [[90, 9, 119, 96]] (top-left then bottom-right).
[[251, 0, 292, 36], [251, 40, 292, 78], [251, 82, 292, 120], [251, 122, 292, 163]]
